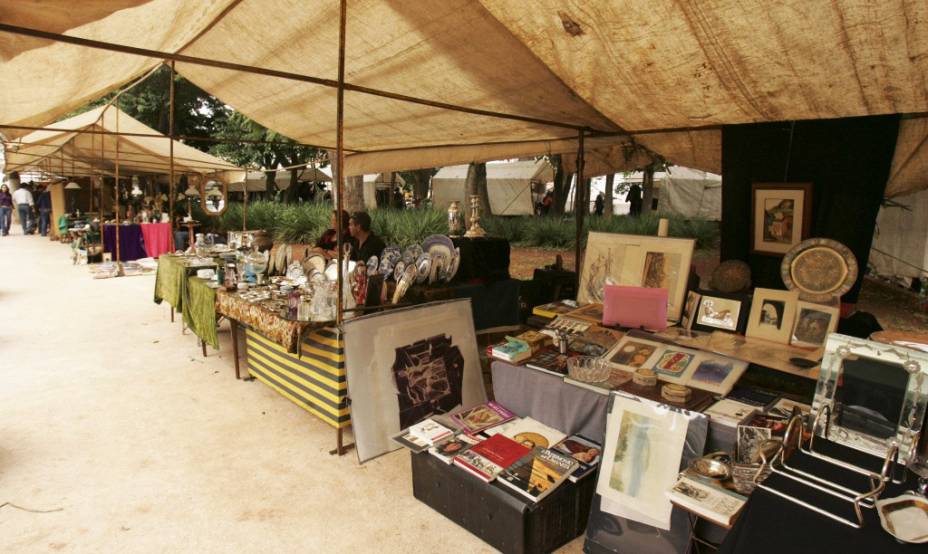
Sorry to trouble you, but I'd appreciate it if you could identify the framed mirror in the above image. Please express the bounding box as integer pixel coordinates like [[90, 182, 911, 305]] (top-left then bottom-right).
[[201, 180, 228, 216], [812, 333, 928, 465]]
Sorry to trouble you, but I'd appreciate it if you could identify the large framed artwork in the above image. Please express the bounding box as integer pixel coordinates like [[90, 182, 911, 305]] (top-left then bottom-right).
[[344, 299, 487, 463], [751, 182, 813, 256], [579, 232, 695, 322]]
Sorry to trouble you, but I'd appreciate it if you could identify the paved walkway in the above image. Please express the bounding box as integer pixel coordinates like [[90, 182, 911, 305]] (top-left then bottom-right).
[[0, 234, 547, 552]]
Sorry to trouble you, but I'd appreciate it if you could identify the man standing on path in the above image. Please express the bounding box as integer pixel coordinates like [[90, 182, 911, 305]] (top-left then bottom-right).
[[12, 182, 34, 235], [35, 184, 52, 236], [626, 183, 642, 217]]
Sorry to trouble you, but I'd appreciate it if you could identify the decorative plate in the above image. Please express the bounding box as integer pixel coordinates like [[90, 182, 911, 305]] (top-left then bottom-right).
[[366, 255, 379, 274], [781, 238, 858, 302], [876, 493, 928, 544], [429, 255, 444, 284], [302, 253, 327, 275], [446, 247, 461, 282], [380, 245, 401, 276], [423, 234, 455, 259], [392, 264, 418, 304], [285, 244, 293, 268], [415, 252, 432, 284], [273, 244, 286, 275], [402, 244, 423, 265], [393, 261, 406, 282]]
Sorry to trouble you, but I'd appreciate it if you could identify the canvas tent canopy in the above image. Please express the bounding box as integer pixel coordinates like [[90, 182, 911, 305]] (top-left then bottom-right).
[[2, 1, 928, 195], [657, 167, 722, 221], [869, 190, 928, 283], [2, 105, 240, 180], [228, 167, 332, 192], [431, 160, 552, 216]]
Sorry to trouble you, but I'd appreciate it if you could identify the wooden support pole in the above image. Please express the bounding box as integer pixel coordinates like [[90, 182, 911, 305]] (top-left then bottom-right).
[[574, 130, 586, 276], [334, 0, 347, 329], [169, 61, 176, 231], [114, 97, 122, 266]]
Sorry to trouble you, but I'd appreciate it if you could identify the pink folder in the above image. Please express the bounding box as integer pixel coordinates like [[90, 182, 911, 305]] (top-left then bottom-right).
[[602, 285, 669, 330]]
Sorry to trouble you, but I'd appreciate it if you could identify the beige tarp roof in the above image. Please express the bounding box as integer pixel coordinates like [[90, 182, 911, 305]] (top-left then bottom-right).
[[2, 1, 927, 194], [870, 188, 928, 281], [3, 105, 240, 179], [432, 159, 553, 215]]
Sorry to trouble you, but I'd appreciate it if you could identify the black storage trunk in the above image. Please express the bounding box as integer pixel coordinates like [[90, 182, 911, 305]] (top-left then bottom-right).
[[410, 452, 595, 554]]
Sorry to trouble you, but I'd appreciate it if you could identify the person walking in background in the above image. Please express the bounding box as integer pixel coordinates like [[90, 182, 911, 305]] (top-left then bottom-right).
[[626, 183, 643, 217], [542, 190, 553, 215], [12, 182, 34, 235], [35, 183, 52, 236], [0, 184, 13, 236], [594, 193, 605, 216]]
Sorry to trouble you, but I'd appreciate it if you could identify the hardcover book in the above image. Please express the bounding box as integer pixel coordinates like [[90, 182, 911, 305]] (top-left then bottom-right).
[[490, 339, 532, 363], [499, 447, 579, 502], [525, 347, 574, 377], [704, 399, 758, 427], [390, 428, 430, 453], [489, 416, 567, 449], [450, 401, 516, 433], [551, 435, 603, 482], [532, 300, 578, 319], [452, 434, 530, 482], [508, 330, 553, 353]]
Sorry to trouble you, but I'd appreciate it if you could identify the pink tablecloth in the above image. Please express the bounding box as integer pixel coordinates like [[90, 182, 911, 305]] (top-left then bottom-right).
[[139, 223, 175, 258]]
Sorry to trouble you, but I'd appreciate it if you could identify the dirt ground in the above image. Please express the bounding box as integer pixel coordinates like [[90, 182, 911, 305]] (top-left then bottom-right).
[[510, 246, 928, 332]]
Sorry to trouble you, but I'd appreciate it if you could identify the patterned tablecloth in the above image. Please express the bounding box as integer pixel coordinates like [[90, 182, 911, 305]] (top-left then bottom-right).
[[216, 289, 327, 353], [154, 254, 215, 311], [185, 277, 219, 349]]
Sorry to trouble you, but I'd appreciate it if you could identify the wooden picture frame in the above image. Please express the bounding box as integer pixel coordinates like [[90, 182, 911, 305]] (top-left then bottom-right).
[[578, 232, 695, 322], [790, 300, 839, 348], [691, 291, 750, 334], [751, 182, 812, 256], [745, 288, 800, 344]]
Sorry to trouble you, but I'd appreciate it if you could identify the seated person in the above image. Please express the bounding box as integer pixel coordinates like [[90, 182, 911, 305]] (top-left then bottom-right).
[[348, 211, 385, 262], [311, 209, 354, 259]]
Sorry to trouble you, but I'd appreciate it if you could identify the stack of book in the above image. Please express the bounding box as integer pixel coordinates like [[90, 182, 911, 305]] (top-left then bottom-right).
[[490, 339, 532, 363], [666, 468, 748, 527]]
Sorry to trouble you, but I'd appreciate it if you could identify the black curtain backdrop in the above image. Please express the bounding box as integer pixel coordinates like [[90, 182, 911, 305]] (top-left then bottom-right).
[[720, 115, 900, 304]]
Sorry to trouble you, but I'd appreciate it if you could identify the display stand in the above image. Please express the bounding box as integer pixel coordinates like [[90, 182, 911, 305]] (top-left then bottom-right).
[[410, 450, 595, 554]]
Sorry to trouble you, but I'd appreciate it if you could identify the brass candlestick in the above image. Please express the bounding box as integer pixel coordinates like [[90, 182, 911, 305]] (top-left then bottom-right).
[[464, 195, 486, 238]]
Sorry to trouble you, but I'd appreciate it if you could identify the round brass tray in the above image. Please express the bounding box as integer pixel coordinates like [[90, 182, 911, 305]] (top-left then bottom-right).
[[781, 238, 857, 302]]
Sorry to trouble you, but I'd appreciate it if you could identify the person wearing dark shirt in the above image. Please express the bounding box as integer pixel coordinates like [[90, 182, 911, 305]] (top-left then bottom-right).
[[312, 209, 354, 259], [35, 184, 53, 236], [626, 183, 643, 217], [0, 184, 12, 236], [348, 211, 385, 262], [594, 193, 604, 216]]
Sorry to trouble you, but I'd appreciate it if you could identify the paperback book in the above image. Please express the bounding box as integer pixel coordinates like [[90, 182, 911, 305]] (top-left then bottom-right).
[[532, 300, 578, 319], [499, 447, 579, 502], [666, 470, 747, 527], [551, 435, 603, 482], [407, 418, 453, 445], [452, 434, 530, 483], [490, 339, 532, 363], [429, 433, 480, 464], [451, 401, 516, 434], [390, 428, 430, 453]]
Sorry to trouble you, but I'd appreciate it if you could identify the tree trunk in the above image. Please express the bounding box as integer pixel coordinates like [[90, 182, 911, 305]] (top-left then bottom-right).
[[642, 167, 655, 215], [574, 177, 591, 215], [604, 173, 614, 216], [343, 175, 365, 214], [283, 168, 301, 203], [551, 155, 569, 215]]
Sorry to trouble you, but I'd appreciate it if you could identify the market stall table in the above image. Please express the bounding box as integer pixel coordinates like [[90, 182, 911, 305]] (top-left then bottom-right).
[[103, 223, 147, 261], [139, 222, 174, 258], [215, 289, 350, 453]]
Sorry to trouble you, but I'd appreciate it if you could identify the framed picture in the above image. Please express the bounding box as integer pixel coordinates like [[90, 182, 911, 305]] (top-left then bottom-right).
[[687, 355, 749, 396], [790, 301, 839, 348], [745, 288, 800, 344], [691, 291, 749, 334], [650, 348, 699, 384], [681, 291, 701, 330], [604, 336, 665, 372], [579, 232, 695, 322], [343, 300, 488, 463], [751, 182, 813, 255], [736, 425, 773, 464]]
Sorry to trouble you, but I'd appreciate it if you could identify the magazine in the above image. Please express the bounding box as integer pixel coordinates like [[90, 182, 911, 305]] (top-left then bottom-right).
[[450, 401, 516, 433], [551, 435, 603, 482], [499, 447, 579, 502]]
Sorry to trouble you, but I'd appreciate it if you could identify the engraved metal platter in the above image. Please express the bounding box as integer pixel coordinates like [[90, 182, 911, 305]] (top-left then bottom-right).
[[781, 238, 858, 302]]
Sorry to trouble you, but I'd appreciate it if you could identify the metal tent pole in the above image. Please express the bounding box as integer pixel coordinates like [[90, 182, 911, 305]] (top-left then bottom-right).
[[334, 0, 347, 328], [574, 130, 586, 276], [168, 61, 176, 240], [114, 97, 122, 268]]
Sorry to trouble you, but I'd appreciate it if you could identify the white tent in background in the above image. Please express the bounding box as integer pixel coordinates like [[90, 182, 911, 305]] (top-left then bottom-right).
[[869, 190, 928, 284], [228, 166, 333, 192], [362, 172, 406, 209], [657, 167, 722, 220], [431, 160, 552, 216]]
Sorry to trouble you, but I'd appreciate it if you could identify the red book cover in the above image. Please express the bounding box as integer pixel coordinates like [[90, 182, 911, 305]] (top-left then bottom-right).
[[453, 434, 531, 482]]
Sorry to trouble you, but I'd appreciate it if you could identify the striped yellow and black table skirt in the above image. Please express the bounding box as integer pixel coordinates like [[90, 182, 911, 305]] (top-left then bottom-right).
[[245, 327, 351, 430]]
